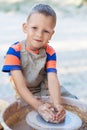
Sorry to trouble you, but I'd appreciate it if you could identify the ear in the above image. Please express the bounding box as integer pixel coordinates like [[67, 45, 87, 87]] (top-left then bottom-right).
[[51, 30, 55, 35], [22, 23, 28, 33]]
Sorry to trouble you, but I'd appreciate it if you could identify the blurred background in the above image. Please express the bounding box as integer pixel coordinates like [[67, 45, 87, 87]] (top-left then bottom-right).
[[0, 0, 87, 102]]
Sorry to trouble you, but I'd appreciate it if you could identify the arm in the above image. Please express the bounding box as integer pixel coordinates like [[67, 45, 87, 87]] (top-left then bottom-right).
[[46, 45, 61, 104], [47, 72, 66, 123], [11, 70, 42, 111], [47, 72, 61, 106], [11, 70, 56, 122]]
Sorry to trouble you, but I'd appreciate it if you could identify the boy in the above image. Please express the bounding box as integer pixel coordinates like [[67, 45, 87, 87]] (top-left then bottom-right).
[[2, 4, 68, 123]]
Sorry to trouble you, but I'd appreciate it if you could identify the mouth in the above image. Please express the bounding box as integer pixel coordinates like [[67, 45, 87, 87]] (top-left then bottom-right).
[[34, 39, 42, 42]]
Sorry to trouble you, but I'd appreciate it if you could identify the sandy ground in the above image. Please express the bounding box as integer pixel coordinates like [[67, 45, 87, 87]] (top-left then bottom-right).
[[0, 10, 87, 102]]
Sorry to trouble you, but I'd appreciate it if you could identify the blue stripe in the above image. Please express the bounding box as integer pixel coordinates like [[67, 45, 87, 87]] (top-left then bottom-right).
[[2, 65, 21, 72], [7, 47, 20, 59], [46, 53, 56, 61], [46, 68, 57, 73], [13, 41, 19, 45]]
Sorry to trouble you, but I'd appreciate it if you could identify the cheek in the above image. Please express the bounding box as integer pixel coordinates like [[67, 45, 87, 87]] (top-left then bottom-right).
[[49, 33, 53, 40], [28, 29, 35, 36], [45, 35, 52, 41], [26, 31, 32, 37]]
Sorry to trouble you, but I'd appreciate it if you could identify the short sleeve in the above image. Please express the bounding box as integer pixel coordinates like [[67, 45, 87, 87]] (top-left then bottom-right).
[[2, 42, 21, 72], [46, 45, 57, 73]]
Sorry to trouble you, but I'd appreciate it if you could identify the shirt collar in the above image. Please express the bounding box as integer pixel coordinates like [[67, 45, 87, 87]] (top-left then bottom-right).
[[25, 46, 39, 54]]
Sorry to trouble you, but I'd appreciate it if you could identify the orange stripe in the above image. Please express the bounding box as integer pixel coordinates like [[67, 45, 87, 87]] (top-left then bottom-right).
[[12, 42, 21, 51], [4, 55, 20, 65], [46, 60, 56, 69], [46, 45, 55, 56]]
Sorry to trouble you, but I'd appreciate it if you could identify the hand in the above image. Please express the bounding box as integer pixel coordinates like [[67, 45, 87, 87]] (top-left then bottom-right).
[[38, 102, 55, 122], [53, 104, 66, 123]]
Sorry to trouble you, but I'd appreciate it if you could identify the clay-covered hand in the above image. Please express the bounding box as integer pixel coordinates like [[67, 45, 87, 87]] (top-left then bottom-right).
[[38, 103, 55, 122], [52, 104, 66, 123]]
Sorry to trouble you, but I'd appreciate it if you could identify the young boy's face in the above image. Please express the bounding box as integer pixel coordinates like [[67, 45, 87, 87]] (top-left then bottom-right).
[[23, 13, 55, 50]]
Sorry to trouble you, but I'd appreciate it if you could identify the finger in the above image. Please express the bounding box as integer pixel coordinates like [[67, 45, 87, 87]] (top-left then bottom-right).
[[41, 110, 55, 122], [50, 106, 65, 121], [55, 107, 65, 115], [56, 113, 66, 123], [42, 112, 52, 122], [55, 110, 66, 121], [56, 109, 66, 117], [55, 107, 66, 116], [38, 103, 56, 122], [46, 108, 56, 121], [55, 112, 66, 122], [39, 107, 55, 121], [50, 113, 66, 123], [53, 112, 66, 123], [43, 104, 56, 117]]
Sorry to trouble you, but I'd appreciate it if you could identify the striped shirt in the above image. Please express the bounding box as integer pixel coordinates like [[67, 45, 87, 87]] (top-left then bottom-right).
[[2, 41, 57, 73]]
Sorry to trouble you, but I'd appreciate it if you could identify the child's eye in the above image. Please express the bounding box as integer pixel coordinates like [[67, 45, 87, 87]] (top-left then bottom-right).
[[32, 27, 37, 30], [44, 30, 49, 33]]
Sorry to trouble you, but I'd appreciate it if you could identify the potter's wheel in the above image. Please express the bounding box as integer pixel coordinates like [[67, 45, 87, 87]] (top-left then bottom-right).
[[26, 110, 82, 130]]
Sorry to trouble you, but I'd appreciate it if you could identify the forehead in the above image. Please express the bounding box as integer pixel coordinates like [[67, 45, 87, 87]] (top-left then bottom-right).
[[27, 13, 55, 28]]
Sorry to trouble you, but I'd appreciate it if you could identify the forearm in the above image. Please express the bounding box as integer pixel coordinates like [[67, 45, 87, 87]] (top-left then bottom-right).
[[48, 73, 61, 106], [18, 86, 42, 110], [11, 70, 42, 110]]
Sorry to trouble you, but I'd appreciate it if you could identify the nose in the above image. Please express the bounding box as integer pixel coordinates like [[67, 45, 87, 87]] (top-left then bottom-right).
[[36, 30, 43, 38]]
